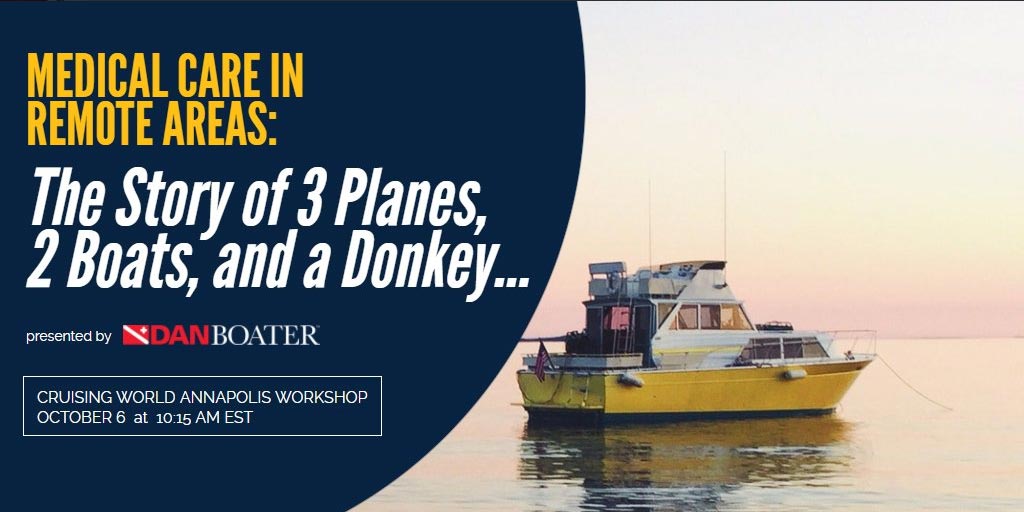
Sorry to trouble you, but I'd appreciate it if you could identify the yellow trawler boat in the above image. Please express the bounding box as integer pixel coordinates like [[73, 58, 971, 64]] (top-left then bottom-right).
[[517, 261, 873, 423]]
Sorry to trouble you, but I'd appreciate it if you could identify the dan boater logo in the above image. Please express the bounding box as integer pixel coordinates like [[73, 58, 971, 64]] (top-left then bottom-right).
[[122, 324, 151, 345], [121, 324, 319, 346]]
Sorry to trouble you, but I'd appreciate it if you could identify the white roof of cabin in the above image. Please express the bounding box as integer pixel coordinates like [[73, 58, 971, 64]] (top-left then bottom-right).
[[589, 260, 738, 302]]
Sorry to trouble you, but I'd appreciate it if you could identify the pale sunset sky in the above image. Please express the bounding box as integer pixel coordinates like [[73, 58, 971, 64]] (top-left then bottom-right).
[[526, 2, 1023, 338]]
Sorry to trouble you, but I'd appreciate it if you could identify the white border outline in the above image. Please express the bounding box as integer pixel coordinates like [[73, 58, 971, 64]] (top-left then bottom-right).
[[23, 375, 383, 437]]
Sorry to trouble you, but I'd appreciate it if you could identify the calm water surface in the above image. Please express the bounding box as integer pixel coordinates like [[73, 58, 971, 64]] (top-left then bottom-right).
[[358, 339, 1024, 511]]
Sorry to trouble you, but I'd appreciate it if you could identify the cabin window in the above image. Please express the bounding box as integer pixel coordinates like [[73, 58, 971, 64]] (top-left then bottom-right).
[[604, 306, 631, 330], [803, 338, 827, 358], [783, 338, 804, 358], [699, 304, 721, 329], [670, 305, 698, 329], [739, 337, 830, 360], [720, 304, 752, 330], [741, 338, 781, 359], [657, 303, 675, 327]]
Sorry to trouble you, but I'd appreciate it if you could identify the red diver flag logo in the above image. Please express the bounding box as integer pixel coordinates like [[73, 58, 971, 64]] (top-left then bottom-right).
[[535, 341, 553, 382], [122, 325, 150, 345]]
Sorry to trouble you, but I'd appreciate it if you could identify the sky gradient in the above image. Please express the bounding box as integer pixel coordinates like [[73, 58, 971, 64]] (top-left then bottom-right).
[[526, 2, 1023, 338]]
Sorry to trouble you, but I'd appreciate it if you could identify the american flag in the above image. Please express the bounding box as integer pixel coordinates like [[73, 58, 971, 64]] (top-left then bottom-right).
[[535, 341, 553, 382]]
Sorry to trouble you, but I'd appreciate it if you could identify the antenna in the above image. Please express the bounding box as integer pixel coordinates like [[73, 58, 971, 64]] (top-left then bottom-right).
[[648, 175, 653, 271], [723, 150, 728, 274]]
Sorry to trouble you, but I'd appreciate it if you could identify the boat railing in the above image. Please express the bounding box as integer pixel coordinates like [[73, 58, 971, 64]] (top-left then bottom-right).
[[522, 352, 644, 371], [824, 329, 878, 356]]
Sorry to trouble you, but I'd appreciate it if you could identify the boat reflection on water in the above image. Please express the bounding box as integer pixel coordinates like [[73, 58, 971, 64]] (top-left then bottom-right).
[[519, 416, 855, 511]]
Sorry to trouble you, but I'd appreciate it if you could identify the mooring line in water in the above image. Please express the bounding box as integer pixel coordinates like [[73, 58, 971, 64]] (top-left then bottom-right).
[[877, 354, 953, 411]]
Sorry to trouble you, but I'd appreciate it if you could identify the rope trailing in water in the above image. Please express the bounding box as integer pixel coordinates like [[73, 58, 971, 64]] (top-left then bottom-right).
[[877, 354, 953, 411]]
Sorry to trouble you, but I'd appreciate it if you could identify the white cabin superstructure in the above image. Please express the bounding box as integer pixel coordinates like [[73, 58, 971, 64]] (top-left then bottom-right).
[[578, 260, 839, 371]]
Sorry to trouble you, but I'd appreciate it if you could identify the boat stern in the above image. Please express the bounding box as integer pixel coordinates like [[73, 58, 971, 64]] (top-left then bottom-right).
[[517, 370, 606, 422]]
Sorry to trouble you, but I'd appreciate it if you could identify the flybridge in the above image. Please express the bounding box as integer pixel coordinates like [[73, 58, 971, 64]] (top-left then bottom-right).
[[588, 260, 730, 300]]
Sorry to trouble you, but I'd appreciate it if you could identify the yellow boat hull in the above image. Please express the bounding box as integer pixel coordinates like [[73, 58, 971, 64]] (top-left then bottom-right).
[[517, 359, 871, 422]]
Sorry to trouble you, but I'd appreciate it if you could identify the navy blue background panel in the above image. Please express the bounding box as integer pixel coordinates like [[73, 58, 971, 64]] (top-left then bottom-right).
[[1, 3, 584, 510]]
